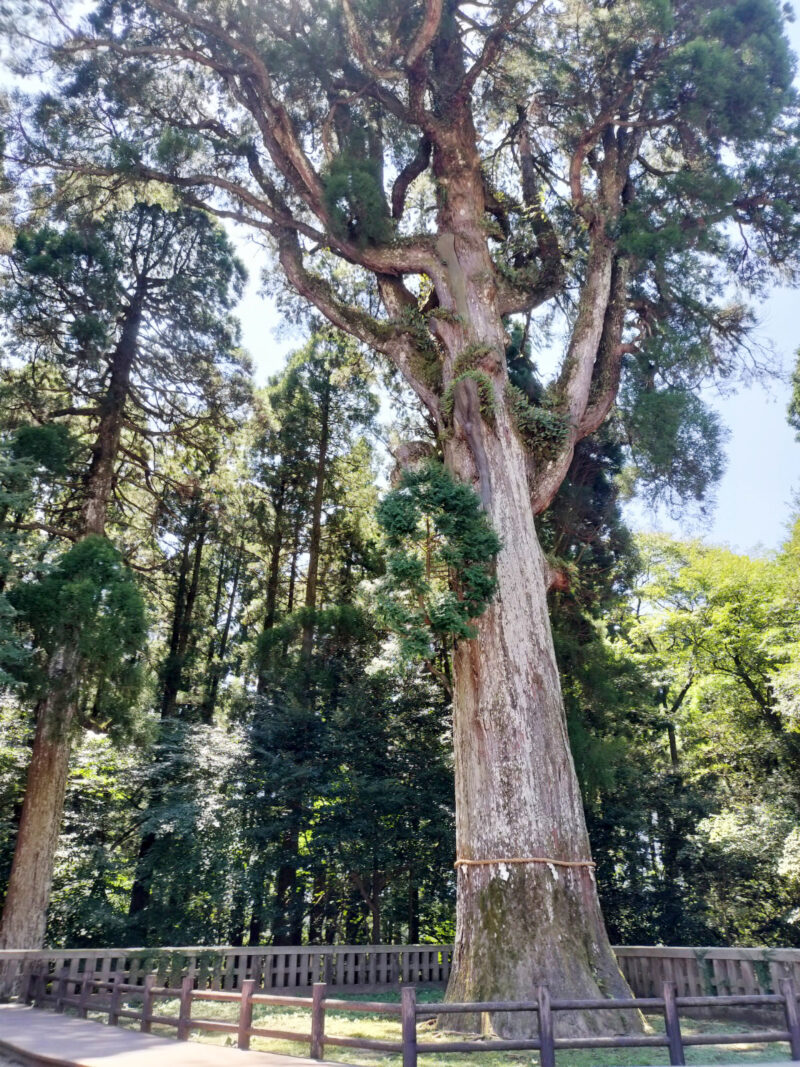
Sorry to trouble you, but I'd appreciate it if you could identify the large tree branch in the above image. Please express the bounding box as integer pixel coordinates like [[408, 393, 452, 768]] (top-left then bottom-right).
[[405, 0, 445, 69], [277, 233, 441, 419], [531, 247, 625, 514], [392, 136, 432, 219], [579, 256, 631, 435], [496, 116, 565, 315]]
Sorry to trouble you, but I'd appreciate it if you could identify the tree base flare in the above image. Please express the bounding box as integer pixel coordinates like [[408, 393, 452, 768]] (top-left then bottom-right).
[[440, 863, 643, 1038]]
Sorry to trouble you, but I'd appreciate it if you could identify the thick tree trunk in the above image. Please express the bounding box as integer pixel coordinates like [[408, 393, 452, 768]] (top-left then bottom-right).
[[0, 649, 79, 964], [441, 369, 635, 1038], [0, 293, 144, 970], [422, 111, 635, 1033]]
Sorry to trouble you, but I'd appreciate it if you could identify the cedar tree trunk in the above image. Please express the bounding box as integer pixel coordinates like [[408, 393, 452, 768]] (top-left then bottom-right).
[[424, 120, 635, 1036], [0, 293, 143, 967]]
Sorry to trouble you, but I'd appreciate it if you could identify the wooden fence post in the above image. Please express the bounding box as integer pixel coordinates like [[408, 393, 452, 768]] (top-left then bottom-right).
[[310, 982, 327, 1060], [237, 979, 255, 1051], [33, 968, 46, 1009], [109, 974, 122, 1027], [781, 978, 800, 1061], [55, 965, 69, 1014], [78, 972, 92, 1019], [141, 974, 155, 1034], [663, 981, 685, 1066], [537, 985, 556, 1067], [177, 975, 193, 1040], [20, 966, 34, 1006], [401, 985, 417, 1067]]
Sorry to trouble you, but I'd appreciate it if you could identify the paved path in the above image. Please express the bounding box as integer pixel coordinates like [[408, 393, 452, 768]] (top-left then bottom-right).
[[0, 1005, 342, 1067]]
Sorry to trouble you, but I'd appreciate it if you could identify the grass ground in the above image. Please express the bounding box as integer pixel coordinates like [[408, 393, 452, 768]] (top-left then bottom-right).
[[99, 988, 794, 1067]]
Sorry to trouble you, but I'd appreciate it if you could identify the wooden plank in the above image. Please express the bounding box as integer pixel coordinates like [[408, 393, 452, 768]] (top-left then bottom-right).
[[780, 978, 800, 1061], [537, 986, 555, 1067], [663, 981, 685, 1066], [401, 985, 417, 1067], [109, 975, 122, 1027], [237, 979, 255, 1051], [0, 1004, 332, 1066], [310, 982, 326, 1061], [177, 976, 193, 1040], [211, 951, 223, 991], [141, 974, 155, 1034]]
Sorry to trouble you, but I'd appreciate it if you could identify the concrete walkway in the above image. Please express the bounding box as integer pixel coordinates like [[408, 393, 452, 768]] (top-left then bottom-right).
[[0, 1005, 343, 1067]]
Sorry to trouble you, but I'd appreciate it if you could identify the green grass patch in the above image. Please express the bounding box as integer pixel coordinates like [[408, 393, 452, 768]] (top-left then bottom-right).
[[105, 988, 791, 1067]]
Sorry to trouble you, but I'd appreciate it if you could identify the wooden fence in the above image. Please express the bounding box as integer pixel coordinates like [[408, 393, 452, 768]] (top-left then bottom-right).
[[23, 966, 800, 1067], [4, 944, 800, 999], [0, 944, 452, 995]]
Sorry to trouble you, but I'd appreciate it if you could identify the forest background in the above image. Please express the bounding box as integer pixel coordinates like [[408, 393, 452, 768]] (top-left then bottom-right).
[[0, 0, 799, 957]]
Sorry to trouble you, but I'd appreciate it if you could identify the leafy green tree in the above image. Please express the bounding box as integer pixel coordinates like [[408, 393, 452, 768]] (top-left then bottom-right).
[[615, 534, 800, 944], [0, 201, 248, 954]]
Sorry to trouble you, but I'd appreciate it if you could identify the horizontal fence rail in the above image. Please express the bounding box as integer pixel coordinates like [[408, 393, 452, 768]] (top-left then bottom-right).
[[20, 967, 800, 1067], [4, 944, 800, 1000]]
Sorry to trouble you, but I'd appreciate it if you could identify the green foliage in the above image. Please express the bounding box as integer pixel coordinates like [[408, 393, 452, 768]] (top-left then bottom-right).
[[376, 461, 500, 656], [506, 383, 569, 461], [618, 379, 726, 510], [8, 423, 77, 475], [790, 349, 800, 439], [10, 536, 146, 727], [0, 424, 82, 689], [607, 532, 800, 945], [322, 152, 393, 249], [452, 343, 495, 379], [441, 370, 496, 426]]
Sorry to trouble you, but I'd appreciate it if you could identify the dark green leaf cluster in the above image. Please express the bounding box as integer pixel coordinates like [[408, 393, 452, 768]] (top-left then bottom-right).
[[9, 536, 146, 727], [376, 461, 500, 656], [619, 378, 726, 509], [506, 382, 569, 461], [322, 153, 393, 249], [0, 425, 82, 689]]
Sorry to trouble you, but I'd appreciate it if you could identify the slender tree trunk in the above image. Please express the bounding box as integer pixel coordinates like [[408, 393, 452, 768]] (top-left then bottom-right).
[[308, 870, 326, 944], [408, 880, 420, 944], [300, 377, 330, 665], [272, 832, 298, 946], [273, 394, 331, 942], [256, 480, 287, 691], [128, 497, 208, 928], [202, 536, 243, 722], [161, 499, 207, 719], [0, 293, 143, 964]]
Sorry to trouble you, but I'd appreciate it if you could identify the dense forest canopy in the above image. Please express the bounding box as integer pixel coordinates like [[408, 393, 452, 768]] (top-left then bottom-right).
[[0, 0, 799, 1033]]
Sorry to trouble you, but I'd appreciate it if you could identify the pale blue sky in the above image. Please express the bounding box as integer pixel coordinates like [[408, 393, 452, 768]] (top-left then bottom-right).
[[231, 14, 800, 558]]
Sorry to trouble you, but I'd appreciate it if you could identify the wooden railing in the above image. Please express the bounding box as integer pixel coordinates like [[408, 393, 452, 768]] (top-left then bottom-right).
[[23, 966, 800, 1067], [0, 943, 453, 995], [615, 945, 800, 1000], [4, 944, 800, 999]]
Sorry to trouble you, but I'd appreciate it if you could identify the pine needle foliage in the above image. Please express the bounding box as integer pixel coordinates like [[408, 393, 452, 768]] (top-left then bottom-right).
[[376, 461, 500, 657], [9, 536, 146, 729]]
